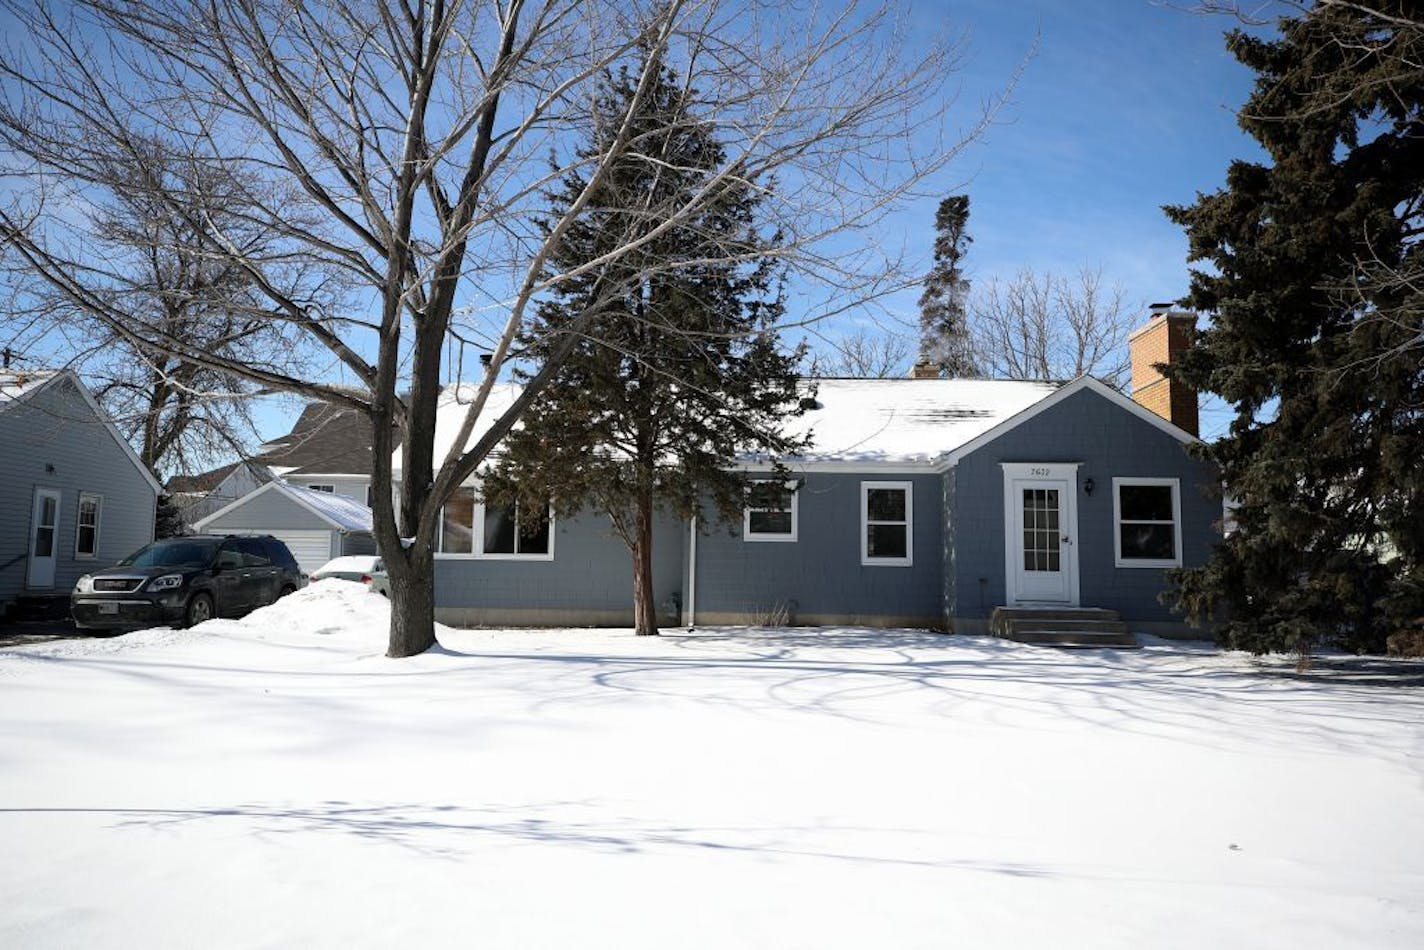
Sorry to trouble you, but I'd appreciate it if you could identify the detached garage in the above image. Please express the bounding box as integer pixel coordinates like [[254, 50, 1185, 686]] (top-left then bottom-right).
[[193, 481, 376, 575]]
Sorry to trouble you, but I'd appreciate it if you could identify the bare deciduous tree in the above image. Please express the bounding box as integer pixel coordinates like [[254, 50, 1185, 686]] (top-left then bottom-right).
[[815, 325, 913, 377], [0, 0, 1002, 656], [3, 150, 322, 479], [969, 267, 1135, 387]]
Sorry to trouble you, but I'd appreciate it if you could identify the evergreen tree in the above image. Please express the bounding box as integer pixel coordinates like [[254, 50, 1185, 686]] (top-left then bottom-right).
[[153, 494, 189, 539], [1164, 1, 1424, 655], [490, 53, 809, 636], [917, 194, 977, 376]]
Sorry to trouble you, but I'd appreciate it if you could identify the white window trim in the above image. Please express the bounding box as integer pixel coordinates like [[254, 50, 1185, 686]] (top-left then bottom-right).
[[436, 491, 556, 562], [75, 492, 102, 560], [1112, 477, 1183, 568], [743, 479, 798, 542], [861, 480, 913, 567]]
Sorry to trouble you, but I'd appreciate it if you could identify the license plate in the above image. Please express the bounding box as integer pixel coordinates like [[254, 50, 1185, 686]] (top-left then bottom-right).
[[98, 602, 119, 615]]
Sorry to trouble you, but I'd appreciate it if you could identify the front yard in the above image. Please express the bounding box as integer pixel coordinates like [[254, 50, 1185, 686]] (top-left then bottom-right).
[[2, 584, 1421, 948]]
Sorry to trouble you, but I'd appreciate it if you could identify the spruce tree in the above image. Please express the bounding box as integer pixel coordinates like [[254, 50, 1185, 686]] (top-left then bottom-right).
[[1164, 2, 1424, 655], [489, 53, 809, 636], [917, 194, 977, 376]]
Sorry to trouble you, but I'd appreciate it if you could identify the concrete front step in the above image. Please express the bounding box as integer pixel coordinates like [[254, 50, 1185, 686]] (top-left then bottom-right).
[[990, 606, 1138, 648], [1003, 629, 1138, 648], [1009, 618, 1129, 635]]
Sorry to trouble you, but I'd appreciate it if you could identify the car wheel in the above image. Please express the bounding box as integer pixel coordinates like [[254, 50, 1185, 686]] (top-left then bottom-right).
[[279, 585, 296, 598], [185, 593, 214, 628]]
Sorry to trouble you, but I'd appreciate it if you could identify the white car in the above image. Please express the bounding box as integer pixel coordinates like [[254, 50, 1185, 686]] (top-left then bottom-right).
[[308, 555, 383, 585]]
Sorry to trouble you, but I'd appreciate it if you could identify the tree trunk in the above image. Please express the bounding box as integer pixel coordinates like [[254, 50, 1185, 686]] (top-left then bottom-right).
[[385, 543, 438, 658], [631, 491, 659, 636]]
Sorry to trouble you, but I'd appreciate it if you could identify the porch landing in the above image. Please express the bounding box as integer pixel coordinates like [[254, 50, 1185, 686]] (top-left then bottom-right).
[[990, 606, 1138, 649]]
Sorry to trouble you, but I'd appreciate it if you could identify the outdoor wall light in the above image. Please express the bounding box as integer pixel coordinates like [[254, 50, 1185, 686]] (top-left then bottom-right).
[[45, 462, 55, 474], [1083, 477, 1095, 496]]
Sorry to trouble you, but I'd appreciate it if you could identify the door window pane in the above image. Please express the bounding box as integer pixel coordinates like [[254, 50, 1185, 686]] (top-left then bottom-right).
[[1022, 487, 1061, 572]]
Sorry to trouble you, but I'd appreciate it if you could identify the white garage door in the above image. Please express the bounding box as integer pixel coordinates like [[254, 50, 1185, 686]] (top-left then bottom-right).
[[269, 530, 334, 575]]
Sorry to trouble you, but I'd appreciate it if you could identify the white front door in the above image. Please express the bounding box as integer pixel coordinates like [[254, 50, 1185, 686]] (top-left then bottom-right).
[[1002, 464, 1079, 605], [27, 487, 61, 589]]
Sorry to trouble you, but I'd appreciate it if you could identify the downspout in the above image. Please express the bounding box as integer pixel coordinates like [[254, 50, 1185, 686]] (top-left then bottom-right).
[[686, 514, 697, 630]]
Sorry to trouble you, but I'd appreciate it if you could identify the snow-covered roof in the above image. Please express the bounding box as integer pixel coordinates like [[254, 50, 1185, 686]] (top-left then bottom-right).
[[403, 377, 1062, 474], [280, 483, 374, 532], [193, 479, 374, 533], [392, 382, 522, 476], [778, 378, 1061, 466]]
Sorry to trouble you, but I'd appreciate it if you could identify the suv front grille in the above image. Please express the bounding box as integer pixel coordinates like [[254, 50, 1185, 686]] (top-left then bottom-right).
[[93, 577, 144, 593]]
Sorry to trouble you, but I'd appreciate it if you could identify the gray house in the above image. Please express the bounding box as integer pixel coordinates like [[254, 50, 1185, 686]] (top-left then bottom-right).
[[412, 311, 1220, 638], [0, 369, 161, 618], [193, 479, 376, 574]]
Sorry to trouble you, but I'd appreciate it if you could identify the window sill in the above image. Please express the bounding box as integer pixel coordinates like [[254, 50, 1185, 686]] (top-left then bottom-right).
[[1114, 558, 1181, 569], [743, 534, 797, 543], [861, 557, 913, 568], [435, 553, 555, 562]]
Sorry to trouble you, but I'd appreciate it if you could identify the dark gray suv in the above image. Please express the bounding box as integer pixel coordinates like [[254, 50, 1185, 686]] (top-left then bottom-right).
[[71, 535, 303, 632]]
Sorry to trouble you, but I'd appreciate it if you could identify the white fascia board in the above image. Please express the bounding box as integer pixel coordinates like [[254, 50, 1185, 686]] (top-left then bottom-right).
[[935, 376, 1199, 471], [736, 460, 940, 475]]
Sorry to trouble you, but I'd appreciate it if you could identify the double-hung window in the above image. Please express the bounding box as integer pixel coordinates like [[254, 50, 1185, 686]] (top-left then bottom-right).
[[438, 486, 553, 559], [1113, 478, 1182, 567], [76, 492, 101, 559], [744, 480, 798, 542], [861, 481, 912, 566], [306, 484, 335, 493]]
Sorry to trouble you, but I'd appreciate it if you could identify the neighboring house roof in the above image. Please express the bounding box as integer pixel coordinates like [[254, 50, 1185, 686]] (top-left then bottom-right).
[[258, 402, 376, 477], [0, 368, 164, 494], [167, 461, 242, 494], [193, 479, 374, 534]]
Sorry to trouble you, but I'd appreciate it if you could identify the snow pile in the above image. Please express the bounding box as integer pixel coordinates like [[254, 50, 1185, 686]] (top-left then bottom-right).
[[2, 590, 1423, 948]]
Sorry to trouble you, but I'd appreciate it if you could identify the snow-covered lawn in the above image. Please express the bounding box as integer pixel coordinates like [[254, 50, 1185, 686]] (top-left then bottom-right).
[[2, 585, 1422, 949]]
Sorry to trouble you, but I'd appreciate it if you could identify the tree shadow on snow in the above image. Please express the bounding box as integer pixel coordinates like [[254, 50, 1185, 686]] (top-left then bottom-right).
[[0, 802, 1054, 878]]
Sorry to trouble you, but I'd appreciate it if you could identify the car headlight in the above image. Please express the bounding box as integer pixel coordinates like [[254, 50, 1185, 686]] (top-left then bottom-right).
[[74, 574, 93, 594], [148, 574, 184, 591]]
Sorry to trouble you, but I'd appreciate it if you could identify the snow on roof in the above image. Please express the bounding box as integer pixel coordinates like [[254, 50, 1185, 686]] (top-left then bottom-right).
[[778, 378, 1062, 466], [404, 377, 1060, 474], [392, 382, 522, 475], [0, 369, 61, 412], [279, 482, 374, 532]]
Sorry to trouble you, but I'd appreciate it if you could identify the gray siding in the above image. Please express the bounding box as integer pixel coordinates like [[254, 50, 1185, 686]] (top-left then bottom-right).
[[434, 508, 684, 627], [949, 388, 1220, 631], [690, 473, 944, 627], [0, 377, 157, 609]]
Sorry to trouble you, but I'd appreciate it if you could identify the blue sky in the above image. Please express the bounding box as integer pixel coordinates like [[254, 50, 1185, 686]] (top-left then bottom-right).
[[860, 0, 1265, 438], [911, 0, 1260, 296], [6, 0, 1265, 447]]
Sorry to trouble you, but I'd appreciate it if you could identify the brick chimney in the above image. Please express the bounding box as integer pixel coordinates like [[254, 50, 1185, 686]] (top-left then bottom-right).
[[910, 360, 939, 380], [1128, 304, 1198, 437]]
